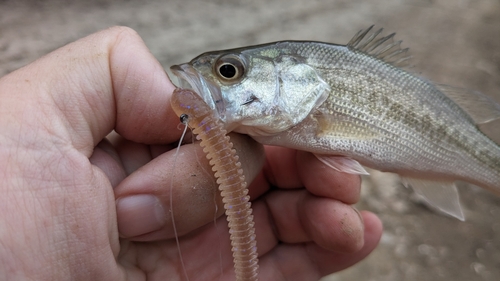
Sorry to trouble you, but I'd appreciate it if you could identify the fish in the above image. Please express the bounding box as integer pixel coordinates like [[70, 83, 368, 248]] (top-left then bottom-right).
[[170, 26, 500, 221]]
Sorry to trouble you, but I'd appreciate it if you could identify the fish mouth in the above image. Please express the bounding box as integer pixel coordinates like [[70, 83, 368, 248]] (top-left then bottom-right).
[[170, 63, 225, 120]]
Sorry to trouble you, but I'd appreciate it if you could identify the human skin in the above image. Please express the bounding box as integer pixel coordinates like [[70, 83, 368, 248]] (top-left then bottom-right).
[[0, 27, 382, 280]]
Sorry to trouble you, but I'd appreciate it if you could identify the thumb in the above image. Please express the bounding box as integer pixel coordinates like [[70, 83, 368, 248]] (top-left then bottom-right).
[[0, 26, 181, 158]]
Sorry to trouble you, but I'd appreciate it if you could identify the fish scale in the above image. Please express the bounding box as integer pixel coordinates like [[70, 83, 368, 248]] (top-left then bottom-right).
[[171, 25, 500, 220], [325, 77, 483, 173]]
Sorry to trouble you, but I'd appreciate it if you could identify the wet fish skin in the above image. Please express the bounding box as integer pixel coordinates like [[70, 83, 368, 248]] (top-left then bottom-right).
[[170, 26, 500, 220]]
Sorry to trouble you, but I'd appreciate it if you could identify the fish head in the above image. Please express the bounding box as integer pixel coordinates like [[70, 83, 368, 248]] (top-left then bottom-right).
[[170, 43, 330, 136]]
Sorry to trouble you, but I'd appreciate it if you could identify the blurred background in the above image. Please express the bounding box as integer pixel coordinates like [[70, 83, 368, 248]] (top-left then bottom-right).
[[1, 0, 499, 280]]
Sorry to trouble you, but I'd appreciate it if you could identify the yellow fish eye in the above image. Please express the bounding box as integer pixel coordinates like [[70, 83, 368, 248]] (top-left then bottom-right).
[[214, 55, 245, 82]]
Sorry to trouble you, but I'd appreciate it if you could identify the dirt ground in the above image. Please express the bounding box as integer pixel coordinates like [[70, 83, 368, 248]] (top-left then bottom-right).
[[1, 0, 499, 280]]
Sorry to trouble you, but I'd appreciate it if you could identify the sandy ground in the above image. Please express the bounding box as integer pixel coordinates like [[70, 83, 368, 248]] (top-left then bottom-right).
[[1, 0, 499, 280]]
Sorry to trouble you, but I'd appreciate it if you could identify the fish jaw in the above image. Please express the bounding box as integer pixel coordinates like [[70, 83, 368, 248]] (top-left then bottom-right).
[[170, 63, 226, 121]]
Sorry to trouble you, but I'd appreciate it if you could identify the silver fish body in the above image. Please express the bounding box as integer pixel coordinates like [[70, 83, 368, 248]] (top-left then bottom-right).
[[171, 26, 500, 220]]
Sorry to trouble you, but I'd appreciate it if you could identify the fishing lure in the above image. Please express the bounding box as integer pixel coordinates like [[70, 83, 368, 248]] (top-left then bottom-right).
[[170, 88, 259, 281]]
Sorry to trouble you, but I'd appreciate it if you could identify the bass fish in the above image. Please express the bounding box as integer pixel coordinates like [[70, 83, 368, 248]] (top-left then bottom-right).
[[170, 26, 500, 220]]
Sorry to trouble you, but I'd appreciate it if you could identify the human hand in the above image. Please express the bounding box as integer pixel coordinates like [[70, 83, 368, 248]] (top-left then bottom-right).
[[0, 27, 382, 280]]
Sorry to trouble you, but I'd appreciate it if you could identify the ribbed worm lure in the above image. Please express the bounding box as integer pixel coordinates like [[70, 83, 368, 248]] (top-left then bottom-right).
[[170, 88, 259, 281]]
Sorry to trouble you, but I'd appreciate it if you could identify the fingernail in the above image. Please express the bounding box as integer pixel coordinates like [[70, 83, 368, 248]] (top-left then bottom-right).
[[116, 194, 166, 238]]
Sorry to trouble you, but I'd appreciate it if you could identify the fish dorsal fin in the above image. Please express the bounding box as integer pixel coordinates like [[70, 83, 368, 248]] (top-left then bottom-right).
[[314, 154, 369, 175], [347, 25, 412, 68], [437, 85, 500, 125], [401, 177, 465, 221]]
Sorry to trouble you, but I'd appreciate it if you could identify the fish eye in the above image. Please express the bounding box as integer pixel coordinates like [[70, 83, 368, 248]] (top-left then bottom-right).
[[219, 64, 236, 78], [214, 55, 245, 82]]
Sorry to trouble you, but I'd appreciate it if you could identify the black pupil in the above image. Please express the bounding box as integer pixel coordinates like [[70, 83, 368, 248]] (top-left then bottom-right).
[[219, 64, 236, 78]]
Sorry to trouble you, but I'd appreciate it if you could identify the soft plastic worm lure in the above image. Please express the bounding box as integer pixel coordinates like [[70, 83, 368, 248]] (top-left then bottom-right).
[[170, 88, 259, 281]]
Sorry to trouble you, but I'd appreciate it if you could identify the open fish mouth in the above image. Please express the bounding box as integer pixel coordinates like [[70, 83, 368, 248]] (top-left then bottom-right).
[[170, 64, 225, 120]]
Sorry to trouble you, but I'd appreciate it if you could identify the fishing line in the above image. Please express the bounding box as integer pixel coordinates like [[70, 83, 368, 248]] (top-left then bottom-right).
[[170, 114, 190, 281], [214, 191, 224, 281]]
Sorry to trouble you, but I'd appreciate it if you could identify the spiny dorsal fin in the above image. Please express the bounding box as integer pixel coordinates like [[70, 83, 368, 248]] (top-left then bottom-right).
[[347, 25, 412, 68]]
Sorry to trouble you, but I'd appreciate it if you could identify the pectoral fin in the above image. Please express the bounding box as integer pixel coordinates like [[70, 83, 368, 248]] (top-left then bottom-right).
[[402, 177, 464, 221], [315, 113, 380, 140], [314, 154, 369, 175]]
